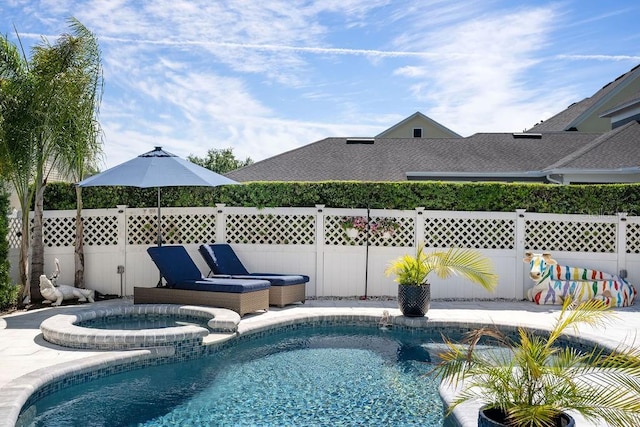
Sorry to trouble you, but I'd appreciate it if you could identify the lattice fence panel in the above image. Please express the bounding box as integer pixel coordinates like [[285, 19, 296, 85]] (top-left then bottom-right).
[[44, 217, 74, 247], [226, 214, 315, 245], [368, 216, 413, 247], [128, 214, 159, 245], [525, 220, 617, 253], [325, 215, 364, 246], [324, 215, 414, 246], [82, 216, 119, 246], [43, 216, 119, 247], [423, 217, 515, 249], [625, 222, 640, 253], [127, 213, 216, 245], [7, 217, 22, 249]]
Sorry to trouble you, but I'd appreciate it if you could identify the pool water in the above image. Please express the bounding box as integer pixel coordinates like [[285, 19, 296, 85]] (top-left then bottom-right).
[[78, 313, 210, 330], [21, 326, 457, 426]]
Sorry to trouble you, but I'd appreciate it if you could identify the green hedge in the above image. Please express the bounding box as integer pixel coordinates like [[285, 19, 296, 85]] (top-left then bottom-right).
[[43, 181, 640, 215]]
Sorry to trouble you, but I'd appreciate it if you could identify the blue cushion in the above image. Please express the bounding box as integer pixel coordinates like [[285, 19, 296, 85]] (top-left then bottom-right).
[[199, 244, 249, 275], [147, 245, 270, 292], [198, 244, 310, 285], [226, 274, 308, 286], [148, 246, 203, 286], [174, 279, 270, 293]]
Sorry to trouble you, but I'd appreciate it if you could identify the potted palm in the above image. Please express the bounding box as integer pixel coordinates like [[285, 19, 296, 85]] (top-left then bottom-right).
[[434, 298, 640, 427], [385, 244, 497, 317]]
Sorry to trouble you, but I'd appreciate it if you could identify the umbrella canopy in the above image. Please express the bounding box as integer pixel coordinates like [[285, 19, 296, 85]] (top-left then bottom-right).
[[77, 146, 238, 247], [77, 146, 238, 188]]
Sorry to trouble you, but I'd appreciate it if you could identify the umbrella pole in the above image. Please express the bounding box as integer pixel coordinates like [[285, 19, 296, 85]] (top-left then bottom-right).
[[157, 187, 163, 286], [157, 187, 162, 247]]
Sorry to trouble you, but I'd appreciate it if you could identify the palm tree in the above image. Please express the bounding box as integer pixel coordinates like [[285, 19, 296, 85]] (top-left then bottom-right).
[[0, 33, 38, 301], [50, 19, 104, 288], [28, 18, 104, 297], [0, 18, 103, 301]]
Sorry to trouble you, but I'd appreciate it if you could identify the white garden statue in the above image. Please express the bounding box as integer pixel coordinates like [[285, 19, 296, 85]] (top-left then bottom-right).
[[39, 275, 95, 306], [39, 259, 95, 306]]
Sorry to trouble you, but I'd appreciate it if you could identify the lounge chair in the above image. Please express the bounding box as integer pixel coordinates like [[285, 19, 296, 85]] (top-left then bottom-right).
[[198, 243, 308, 307], [134, 245, 270, 316]]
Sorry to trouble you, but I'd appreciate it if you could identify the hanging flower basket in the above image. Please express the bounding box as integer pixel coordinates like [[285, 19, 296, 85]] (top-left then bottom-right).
[[340, 216, 367, 240], [345, 228, 359, 239], [371, 218, 400, 238]]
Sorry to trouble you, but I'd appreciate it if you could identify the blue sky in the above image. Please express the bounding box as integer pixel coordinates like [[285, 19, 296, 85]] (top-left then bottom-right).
[[2, 1, 640, 169]]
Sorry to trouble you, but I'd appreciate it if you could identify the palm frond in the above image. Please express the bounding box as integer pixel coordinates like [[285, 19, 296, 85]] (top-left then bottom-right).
[[435, 295, 640, 427], [426, 247, 498, 291], [551, 298, 611, 338], [385, 244, 498, 292]]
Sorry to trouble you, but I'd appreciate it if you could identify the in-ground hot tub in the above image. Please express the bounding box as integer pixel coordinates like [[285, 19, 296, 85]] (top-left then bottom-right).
[[39, 304, 240, 350]]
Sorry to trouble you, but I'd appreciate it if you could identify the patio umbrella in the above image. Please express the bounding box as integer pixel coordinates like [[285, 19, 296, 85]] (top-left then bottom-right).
[[77, 146, 238, 247]]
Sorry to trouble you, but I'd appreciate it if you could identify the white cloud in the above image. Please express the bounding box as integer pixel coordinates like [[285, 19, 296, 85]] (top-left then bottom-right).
[[5, 0, 639, 170], [556, 54, 640, 62], [388, 4, 573, 134], [393, 66, 428, 78]]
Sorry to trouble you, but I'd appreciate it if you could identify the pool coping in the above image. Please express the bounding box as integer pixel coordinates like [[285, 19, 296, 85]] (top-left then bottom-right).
[[39, 304, 240, 349], [2, 300, 639, 427]]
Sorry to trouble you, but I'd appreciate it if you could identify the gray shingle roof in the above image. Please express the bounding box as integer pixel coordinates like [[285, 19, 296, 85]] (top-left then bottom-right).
[[226, 132, 602, 182], [528, 64, 640, 131], [545, 121, 640, 170], [226, 64, 640, 183]]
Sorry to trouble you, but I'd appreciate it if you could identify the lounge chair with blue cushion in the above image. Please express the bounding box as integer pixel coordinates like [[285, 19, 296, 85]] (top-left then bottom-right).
[[134, 245, 270, 316], [198, 243, 308, 307]]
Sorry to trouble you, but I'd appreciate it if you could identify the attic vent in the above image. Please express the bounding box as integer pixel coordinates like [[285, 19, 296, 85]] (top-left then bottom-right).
[[512, 133, 542, 139], [346, 138, 374, 144]]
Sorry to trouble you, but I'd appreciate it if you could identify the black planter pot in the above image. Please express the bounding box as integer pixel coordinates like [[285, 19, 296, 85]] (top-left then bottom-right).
[[478, 406, 575, 427], [398, 284, 430, 317]]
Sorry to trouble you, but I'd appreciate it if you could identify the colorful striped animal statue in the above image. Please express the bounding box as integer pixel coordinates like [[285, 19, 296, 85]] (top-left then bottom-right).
[[523, 251, 637, 307]]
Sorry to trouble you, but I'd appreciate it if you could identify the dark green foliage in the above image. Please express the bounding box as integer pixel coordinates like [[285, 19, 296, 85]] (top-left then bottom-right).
[[44, 181, 640, 214], [0, 187, 18, 310], [187, 148, 253, 173]]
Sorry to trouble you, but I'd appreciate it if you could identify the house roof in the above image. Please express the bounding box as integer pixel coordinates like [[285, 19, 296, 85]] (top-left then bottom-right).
[[544, 120, 640, 171], [600, 90, 640, 118], [225, 66, 640, 184], [226, 132, 602, 182], [375, 111, 462, 138], [528, 64, 640, 132]]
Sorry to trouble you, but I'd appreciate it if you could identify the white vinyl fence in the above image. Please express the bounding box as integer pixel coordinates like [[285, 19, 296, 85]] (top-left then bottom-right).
[[7, 205, 640, 300]]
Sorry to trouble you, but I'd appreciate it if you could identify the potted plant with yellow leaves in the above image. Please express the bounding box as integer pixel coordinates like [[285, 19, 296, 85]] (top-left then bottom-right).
[[434, 298, 640, 427], [385, 244, 497, 317]]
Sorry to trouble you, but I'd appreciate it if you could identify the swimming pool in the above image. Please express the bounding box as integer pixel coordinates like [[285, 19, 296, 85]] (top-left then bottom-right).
[[78, 313, 211, 330], [20, 325, 459, 426]]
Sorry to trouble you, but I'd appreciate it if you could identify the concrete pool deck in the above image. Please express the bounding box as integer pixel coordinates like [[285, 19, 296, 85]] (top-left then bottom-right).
[[1, 298, 639, 426]]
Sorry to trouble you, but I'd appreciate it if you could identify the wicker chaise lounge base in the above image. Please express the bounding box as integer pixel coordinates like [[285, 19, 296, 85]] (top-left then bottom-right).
[[269, 284, 306, 307], [134, 286, 269, 317]]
